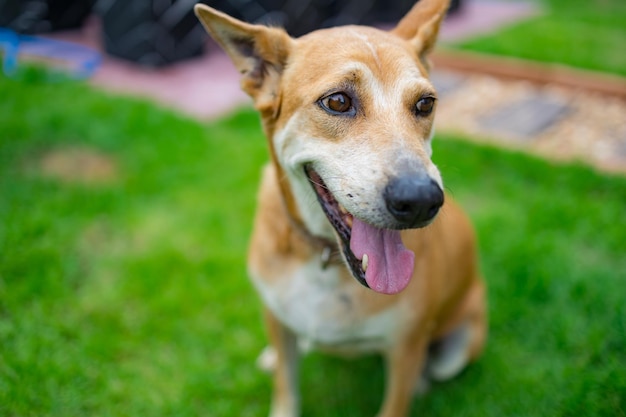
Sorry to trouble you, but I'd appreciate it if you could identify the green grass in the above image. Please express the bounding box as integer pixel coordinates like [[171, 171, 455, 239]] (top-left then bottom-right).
[[451, 0, 626, 76], [1, 70, 625, 417]]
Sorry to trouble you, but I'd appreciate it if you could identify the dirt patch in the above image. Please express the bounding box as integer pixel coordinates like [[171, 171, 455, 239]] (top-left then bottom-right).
[[34, 146, 119, 185]]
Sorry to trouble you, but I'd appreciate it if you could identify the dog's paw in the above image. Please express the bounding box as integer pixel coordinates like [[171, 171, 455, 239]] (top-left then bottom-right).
[[256, 345, 277, 373], [427, 323, 471, 381], [413, 373, 431, 396]]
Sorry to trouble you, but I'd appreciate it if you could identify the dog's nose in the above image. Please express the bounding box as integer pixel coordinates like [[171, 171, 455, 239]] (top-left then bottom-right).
[[384, 174, 444, 227]]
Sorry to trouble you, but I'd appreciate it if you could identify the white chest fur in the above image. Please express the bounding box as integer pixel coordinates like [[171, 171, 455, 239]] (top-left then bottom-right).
[[251, 259, 401, 353]]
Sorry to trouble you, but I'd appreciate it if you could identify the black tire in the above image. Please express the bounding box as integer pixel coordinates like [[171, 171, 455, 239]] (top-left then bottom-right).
[[202, 0, 460, 37], [449, 0, 463, 15], [99, 0, 205, 67], [200, 0, 357, 37], [0, 0, 95, 34]]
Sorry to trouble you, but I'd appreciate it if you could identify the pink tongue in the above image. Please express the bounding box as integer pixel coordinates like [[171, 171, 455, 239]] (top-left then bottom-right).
[[349, 218, 415, 295]]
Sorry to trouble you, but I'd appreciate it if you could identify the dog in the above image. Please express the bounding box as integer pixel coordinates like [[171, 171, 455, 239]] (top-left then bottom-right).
[[195, 1, 486, 416]]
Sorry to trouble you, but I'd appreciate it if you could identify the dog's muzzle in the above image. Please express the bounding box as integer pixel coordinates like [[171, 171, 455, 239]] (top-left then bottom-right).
[[305, 166, 443, 294]]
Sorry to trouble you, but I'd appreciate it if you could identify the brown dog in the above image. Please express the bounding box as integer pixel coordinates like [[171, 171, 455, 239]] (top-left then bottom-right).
[[195, 1, 486, 416]]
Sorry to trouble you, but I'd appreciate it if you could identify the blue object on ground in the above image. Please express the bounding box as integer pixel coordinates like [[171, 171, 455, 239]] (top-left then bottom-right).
[[0, 28, 101, 79]]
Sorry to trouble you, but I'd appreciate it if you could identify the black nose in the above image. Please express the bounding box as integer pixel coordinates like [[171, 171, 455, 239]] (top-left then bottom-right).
[[383, 174, 444, 227]]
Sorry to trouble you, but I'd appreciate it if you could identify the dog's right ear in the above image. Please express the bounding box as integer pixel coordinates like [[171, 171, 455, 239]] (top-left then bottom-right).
[[391, 0, 450, 71], [194, 4, 293, 114]]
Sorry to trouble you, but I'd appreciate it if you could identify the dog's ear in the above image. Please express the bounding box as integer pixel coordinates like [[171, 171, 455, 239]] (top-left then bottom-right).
[[391, 0, 450, 70], [194, 4, 292, 114]]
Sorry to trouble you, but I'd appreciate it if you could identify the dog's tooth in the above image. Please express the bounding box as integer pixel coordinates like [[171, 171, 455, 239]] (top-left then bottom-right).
[[339, 204, 348, 214], [346, 215, 353, 228], [362, 254, 369, 272]]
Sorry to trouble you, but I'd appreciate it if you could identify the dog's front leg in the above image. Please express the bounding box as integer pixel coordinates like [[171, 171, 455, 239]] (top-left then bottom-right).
[[377, 335, 429, 417], [264, 308, 300, 417]]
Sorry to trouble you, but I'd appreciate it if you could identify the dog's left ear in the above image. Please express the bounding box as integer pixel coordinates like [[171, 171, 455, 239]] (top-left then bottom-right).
[[194, 4, 293, 114], [391, 0, 450, 70]]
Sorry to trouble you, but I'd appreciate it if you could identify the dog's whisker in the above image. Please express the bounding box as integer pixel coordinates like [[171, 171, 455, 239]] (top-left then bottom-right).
[[308, 179, 329, 190], [444, 184, 456, 198]]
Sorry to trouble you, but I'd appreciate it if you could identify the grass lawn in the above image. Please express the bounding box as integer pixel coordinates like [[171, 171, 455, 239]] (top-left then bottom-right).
[[1, 70, 626, 417], [451, 0, 626, 77]]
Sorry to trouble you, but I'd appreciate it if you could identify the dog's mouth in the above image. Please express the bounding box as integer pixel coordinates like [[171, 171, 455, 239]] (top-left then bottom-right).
[[305, 166, 415, 295]]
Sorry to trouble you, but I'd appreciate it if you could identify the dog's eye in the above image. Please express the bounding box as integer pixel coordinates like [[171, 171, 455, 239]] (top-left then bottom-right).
[[415, 96, 436, 116], [320, 93, 353, 114]]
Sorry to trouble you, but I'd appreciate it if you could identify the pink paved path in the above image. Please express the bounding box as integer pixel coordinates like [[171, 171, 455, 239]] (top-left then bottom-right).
[[46, 0, 538, 120]]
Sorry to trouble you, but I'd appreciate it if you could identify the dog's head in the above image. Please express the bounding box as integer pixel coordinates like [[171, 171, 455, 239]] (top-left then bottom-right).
[[196, 0, 449, 294]]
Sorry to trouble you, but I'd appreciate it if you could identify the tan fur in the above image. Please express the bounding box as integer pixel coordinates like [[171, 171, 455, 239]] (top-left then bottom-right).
[[195, 1, 486, 416]]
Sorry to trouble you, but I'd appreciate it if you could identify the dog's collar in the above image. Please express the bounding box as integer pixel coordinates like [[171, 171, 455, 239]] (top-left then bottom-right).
[[320, 244, 343, 270], [270, 165, 344, 270], [305, 232, 344, 270], [319, 245, 339, 269], [289, 217, 343, 270]]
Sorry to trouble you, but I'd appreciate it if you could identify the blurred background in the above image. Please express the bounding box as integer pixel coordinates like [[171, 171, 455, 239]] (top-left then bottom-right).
[[1, 0, 624, 169], [0, 0, 464, 64], [1, 1, 625, 416]]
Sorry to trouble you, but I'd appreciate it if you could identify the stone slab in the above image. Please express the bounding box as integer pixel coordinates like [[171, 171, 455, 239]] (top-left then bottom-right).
[[479, 95, 572, 140]]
